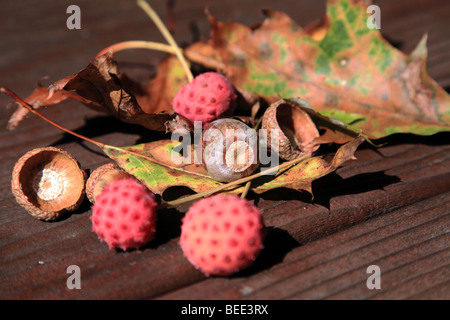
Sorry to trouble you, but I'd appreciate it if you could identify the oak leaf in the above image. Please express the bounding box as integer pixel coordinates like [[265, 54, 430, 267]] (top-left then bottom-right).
[[102, 135, 364, 200], [188, 0, 450, 138]]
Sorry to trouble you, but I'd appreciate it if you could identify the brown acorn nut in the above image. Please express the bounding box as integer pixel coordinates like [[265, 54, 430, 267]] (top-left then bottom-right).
[[202, 118, 259, 182], [86, 163, 134, 203], [261, 99, 320, 160], [11, 147, 87, 221]]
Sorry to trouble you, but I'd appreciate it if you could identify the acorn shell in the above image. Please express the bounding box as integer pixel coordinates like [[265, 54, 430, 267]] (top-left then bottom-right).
[[261, 99, 320, 160], [11, 147, 87, 221], [86, 163, 133, 204]]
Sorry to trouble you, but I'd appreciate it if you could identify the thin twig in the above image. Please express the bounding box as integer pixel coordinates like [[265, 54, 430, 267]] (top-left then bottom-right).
[[1, 87, 214, 179], [165, 153, 312, 207], [2, 86, 313, 209], [137, 0, 193, 82], [96, 40, 175, 57], [184, 49, 226, 72], [0, 87, 105, 148], [240, 181, 253, 199]]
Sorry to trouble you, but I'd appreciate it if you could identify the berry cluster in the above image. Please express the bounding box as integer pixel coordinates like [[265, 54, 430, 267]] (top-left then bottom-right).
[[91, 178, 157, 251], [180, 194, 264, 276], [172, 72, 237, 126]]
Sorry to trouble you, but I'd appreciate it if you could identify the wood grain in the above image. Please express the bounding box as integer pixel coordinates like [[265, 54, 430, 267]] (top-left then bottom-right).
[[0, 0, 449, 300]]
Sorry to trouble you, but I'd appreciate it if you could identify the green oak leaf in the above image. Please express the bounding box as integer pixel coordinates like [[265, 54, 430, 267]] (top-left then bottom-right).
[[205, 0, 450, 138], [102, 140, 222, 197], [102, 135, 364, 201]]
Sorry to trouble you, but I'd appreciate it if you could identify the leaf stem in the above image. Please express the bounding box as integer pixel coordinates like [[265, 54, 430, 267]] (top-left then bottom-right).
[[240, 181, 252, 199], [137, 0, 194, 82], [1, 87, 221, 184], [103, 144, 213, 179], [2, 87, 313, 210], [165, 153, 312, 207], [0, 87, 105, 148], [1, 87, 218, 181], [240, 115, 263, 199]]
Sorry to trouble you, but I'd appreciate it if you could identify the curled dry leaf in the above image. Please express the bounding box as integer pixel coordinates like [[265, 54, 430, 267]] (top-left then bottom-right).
[[7, 77, 75, 130], [164, 113, 194, 135], [7, 51, 173, 131], [252, 135, 365, 195]]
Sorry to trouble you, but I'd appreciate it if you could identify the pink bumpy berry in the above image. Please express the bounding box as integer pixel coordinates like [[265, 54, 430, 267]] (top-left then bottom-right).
[[172, 72, 237, 126], [180, 194, 264, 276], [90, 178, 157, 251]]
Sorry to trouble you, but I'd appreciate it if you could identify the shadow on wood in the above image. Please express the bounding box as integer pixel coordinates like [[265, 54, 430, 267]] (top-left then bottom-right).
[[51, 115, 169, 147], [229, 226, 300, 278], [311, 171, 401, 210]]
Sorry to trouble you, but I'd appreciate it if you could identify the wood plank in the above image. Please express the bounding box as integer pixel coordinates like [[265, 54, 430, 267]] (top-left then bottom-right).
[[0, 0, 449, 300], [157, 192, 450, 299]]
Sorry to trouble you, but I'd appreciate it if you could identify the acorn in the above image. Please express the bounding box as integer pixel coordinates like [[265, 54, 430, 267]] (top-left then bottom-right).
[[261, 99, 320, 160], [11, 147, 87, 221], [201, 118, 259, 182], [86, 162, 134, 204]]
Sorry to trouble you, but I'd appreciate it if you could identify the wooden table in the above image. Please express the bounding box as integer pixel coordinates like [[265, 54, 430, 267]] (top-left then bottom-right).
[[0, 0, 449, 300]]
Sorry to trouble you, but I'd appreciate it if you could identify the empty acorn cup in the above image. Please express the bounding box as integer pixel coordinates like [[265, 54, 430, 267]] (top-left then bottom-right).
[[261, 99, 320, 160], [11, 147, 87, 221]]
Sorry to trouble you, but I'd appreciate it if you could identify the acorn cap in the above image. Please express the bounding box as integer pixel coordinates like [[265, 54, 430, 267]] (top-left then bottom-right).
[[261, 99, 320, 160], [11, 147, 87, 221], [86, 163, 133, 204]]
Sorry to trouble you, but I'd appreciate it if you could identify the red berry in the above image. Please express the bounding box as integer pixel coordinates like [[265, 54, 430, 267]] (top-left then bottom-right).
[[172, 72, 237, 126], [180, 194, 264, 276], [90, 178, 157, 251]]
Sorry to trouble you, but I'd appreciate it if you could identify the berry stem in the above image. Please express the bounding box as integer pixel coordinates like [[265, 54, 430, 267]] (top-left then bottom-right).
[[97, 40, 226, 73], [96, 40, 175, 57], [164, 153, 312, 207], [137, 0, 194, 82]]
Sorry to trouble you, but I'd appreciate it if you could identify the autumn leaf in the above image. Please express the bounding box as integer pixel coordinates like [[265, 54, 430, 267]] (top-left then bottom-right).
[[6, 84, 72, 130], [102, 134, 364, 201], [102, 139, 223, 197], [7, 51, 172, 131], [252, 135, 364, 194], [195, 0, 450, 138]]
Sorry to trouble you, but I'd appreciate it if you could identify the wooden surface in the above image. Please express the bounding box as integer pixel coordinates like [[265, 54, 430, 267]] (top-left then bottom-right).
[[0, 0, 449, 300]]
